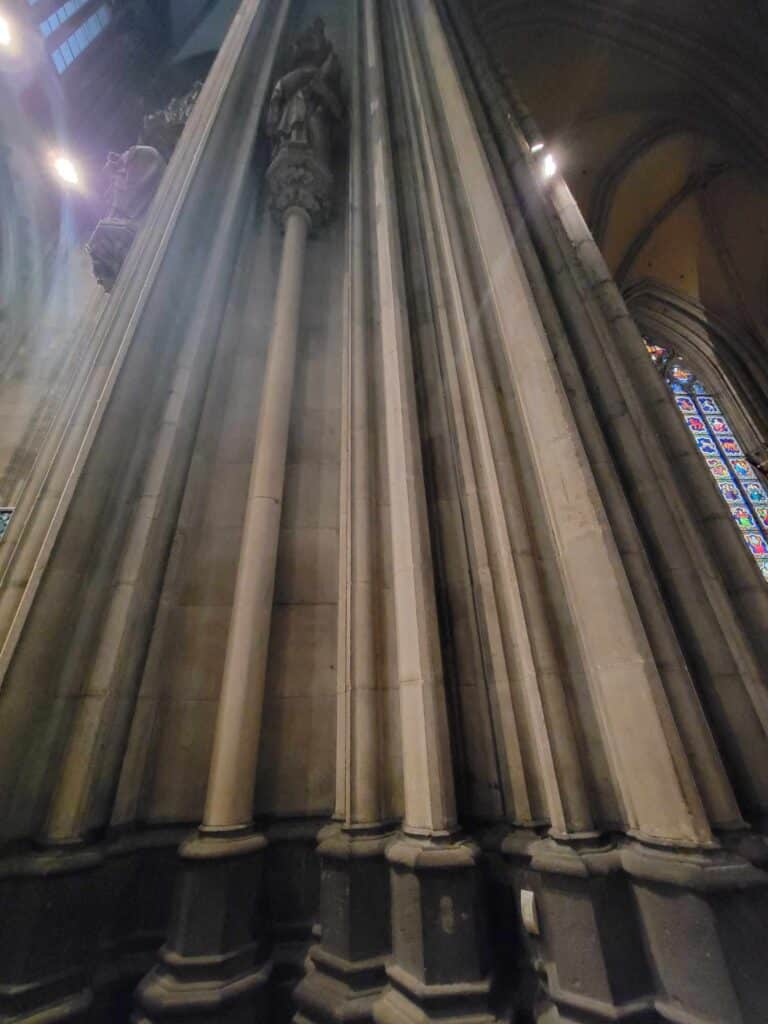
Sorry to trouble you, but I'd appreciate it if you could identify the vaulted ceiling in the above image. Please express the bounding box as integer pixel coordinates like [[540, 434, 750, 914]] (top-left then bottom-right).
[[469, 0, 768, 343]]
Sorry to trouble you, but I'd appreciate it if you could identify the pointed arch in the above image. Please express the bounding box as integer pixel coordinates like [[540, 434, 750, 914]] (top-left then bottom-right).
[[626, 280, 768, 465]]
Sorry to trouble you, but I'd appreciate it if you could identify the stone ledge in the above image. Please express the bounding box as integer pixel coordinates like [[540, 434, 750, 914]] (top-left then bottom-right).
[[319, 828, 395, 861], [134, 958, 272, 1017], [386, 835, 479, 871], [181, 829, 268, 861], [527, 835, 768, 891]]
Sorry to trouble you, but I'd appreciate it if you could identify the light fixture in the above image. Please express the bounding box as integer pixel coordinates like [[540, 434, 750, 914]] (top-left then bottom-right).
[[543, 153, 557, 179], [530, 141, 544, 154], [0, 14, 12, 48], [51, 154, 80, 186]]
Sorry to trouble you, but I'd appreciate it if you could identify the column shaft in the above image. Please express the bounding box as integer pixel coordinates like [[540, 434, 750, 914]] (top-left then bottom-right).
[[204, 207, 309, 831], [339, 0, 381, 830], [365, 0, 457, 838], [410, 0, 710, 847]]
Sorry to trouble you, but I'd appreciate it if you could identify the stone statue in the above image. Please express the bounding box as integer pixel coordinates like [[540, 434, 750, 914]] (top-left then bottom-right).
[[265, 19, 343, 226], [266, 19, 342, 167], [86, 145, 166, 292], [87, 83, 202, 291]]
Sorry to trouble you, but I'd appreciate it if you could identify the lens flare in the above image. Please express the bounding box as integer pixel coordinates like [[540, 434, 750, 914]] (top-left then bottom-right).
[[0, 15, 12, 48], [52, 155, 79, 186]]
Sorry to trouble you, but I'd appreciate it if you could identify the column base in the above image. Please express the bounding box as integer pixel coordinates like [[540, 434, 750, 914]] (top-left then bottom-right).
[[0, 828, 184, 1022], [133, 830, 272, 1023], [521, 834, 768, 1024], [372, 834, 495, 1024], [293, 826, 392, 1024], [265, 819, 325, 1022], [0, 844, 100, 1023]]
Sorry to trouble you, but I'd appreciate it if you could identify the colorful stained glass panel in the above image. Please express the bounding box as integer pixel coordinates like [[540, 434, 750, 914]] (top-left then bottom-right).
[[719, 436, 742, 457], [669, 365, 693, 384], [718, 481, 742, 503], [730, 459, 755, 479], [744, 481, 767, 503], [745, 533, 768, 557], [0, 509, 13, 541], [676, 396, 696, 413], [731, 506, 757, 530], [698, 397, 720, 415]]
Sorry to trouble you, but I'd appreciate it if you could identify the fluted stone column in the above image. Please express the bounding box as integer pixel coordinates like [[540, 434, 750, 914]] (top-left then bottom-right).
[[293, 6, 392, 1022], [134, 28, 338, 1024], [361, 4, 495, 1023]]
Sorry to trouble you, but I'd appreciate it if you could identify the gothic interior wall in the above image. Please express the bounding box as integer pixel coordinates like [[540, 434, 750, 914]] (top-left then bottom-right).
[[0, 2, 767, 1023]]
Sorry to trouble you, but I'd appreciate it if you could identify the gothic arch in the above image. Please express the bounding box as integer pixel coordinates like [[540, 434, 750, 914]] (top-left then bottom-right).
[[625, 279, 768, 465]]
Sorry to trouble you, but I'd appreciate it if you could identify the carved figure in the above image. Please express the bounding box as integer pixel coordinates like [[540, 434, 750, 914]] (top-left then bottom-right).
[[87, 82, 202, 291], [266, 18, 342, 168], [86, 145, 165, 292]]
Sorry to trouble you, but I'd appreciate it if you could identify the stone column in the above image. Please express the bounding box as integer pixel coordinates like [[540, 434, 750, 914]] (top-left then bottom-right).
[[362, 4, 495, 1023], [409, 0, 710, 851], [293, 5, 392, 1022], [203, 202, 309, 831], [134, 67, 336, 1024]]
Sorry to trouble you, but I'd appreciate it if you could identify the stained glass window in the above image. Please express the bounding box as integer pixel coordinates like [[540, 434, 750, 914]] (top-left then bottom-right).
[[40, 0, 91, 40], [646, 342, 768, 581], [0, 509, 13, 542], [50, 4, 110, 73]]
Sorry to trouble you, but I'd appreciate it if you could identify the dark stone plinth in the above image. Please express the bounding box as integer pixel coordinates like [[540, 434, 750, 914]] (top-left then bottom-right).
[[264, 819, 324, 1023], [0, 845, 99, 1022], [520, 835, 768, 1024], [133, 830, 271, 1024], [0, 829, 183, 1023], [372, 835, 494, 1024], [293, 825, 392, 1024]]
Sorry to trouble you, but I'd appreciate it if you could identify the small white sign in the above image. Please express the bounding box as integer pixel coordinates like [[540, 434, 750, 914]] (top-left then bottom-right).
[[520, 888, 539, 936]]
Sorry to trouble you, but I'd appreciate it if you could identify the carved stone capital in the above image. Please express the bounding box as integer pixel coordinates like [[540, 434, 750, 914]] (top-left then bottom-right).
[[266, 143, 334, 231]]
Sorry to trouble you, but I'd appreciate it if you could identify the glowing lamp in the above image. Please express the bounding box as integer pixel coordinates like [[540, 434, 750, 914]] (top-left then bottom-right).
[[543, 153, 557, 179], [0, 14, 12, 48], [530, 141, 544, 154]]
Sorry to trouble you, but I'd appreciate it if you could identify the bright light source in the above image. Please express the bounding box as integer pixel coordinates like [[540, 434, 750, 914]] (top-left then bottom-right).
[[543, 153, 557, 179], [0, 14, 12, 48], [52, 155, 80, 186], [530, 141, 544, 154]]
